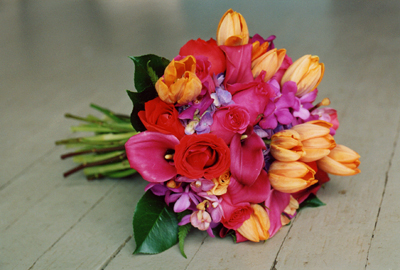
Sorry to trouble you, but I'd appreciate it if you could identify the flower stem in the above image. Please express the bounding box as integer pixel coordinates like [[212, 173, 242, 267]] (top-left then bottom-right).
[[63, 153, 127, 178], [61, 145, 126, 159]]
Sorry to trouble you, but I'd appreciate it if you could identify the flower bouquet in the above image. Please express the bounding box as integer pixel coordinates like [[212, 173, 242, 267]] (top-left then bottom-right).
[[57, 9, 360, 257]]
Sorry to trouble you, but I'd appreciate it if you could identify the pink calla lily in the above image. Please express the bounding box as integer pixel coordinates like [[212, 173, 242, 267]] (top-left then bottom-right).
[[230, 128, 266, 186], [125, 131, 179, 182]]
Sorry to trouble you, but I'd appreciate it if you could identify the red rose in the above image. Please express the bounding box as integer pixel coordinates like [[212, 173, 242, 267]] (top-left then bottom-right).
[[220, 195, 253, 230], [138, 97, 185, 139], [174, 133, 230, 180], [179, 38, 226, 76]]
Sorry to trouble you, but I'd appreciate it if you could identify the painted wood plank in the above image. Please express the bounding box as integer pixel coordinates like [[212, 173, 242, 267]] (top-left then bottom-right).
[[29, 177, 145, 270], [366, 122, 400, 269], [0, 176, 117, 269]]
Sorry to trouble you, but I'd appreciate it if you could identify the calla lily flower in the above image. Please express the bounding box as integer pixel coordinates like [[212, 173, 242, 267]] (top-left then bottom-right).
[[268, 161, 318, 193], [317, 144, 361, 176], [230, 129, 266, 186], [125, 132, 179, 182], [281, 54, 324, 97], [264, 190, 291, 236], [217, 9, 249, 46]]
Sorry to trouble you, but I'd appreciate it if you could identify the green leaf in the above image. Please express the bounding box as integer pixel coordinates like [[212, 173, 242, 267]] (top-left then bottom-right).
[[133, 190, 178, 254], [177, 210, 192, 259], [127, 54, 170, 131], [130, 54, 170, 93], [299, 194, 326, 211], [178, 224, 191, 259], [126, 89, 157, 132]]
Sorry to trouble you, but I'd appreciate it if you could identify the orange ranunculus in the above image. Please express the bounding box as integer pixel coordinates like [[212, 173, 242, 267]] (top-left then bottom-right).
[[237, 204, 270, 242], [291, 120, 336, 162], [251, 43, 286, 82], [281, 54, 324, 97], [216, 9, 249, 46], [208, 170, 231, 196], [268, 161, 317, 193], [155, 55, 202, 105], [317, 144, 361, 176], [270, 129, 305, 162]]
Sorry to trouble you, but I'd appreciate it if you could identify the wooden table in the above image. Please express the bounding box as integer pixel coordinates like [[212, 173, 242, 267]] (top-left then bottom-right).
[[1, 1, 399, 269]]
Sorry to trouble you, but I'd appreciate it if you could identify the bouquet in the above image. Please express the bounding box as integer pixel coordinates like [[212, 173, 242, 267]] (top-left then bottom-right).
[[57, 9, 360, 257]]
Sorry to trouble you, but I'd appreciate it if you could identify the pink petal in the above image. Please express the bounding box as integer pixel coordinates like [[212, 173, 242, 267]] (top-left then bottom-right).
[[221, 44, 254, 87], [230, 129, 266, 186], [265, 190, 291, 237], [228, 170, 271, 205], [125, 132, 179, 182]]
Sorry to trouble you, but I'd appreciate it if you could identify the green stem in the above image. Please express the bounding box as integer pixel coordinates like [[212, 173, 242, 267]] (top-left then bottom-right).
[[90, 103, 130, 123], [63, 153, 127, 177], [61, 145, 126, 159]]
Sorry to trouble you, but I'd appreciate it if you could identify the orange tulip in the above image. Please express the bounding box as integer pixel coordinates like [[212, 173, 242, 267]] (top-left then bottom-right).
[[270, 130, 305, 162], [317, 144, 361, 176], [281, 54, 324, 97], [216, 9, 249, 46], [291, 120, 336, 162], [268, 161, 317, 193], [251, 45, 286, 82], [155, 55, 202, 105], [237, 204, 270, 242]]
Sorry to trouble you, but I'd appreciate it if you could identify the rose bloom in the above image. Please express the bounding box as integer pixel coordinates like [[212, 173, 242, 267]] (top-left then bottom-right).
[[220, 199, 254, 230], [138, 97, 185, 139], [179, 38, 226, 76], [174, 133, 230, 180], [210, 104, 250, 145]]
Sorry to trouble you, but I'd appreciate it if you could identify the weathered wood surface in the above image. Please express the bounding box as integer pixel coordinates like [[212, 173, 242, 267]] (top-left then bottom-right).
[[1, 1, 399, 269]]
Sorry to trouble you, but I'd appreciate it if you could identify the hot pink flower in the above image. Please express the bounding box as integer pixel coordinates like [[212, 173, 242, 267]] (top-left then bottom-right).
[[221, 44, 254, 87], [125, 132, 179, 183], [209, 104, 250, 145], [230, 128, 266, 186]]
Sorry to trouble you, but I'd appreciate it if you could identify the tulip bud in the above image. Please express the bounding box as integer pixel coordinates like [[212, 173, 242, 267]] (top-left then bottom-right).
[[237, 204, 270, 242], [155, 55, 202, 105], [270, 130, 305, 162], [281, 54, 324, 97], [217, 9, 249, 46], [251, 47, 287, 82], [317, 144, 361, 176], [291, 120, 335, 162], [268, 161, 317, 193]]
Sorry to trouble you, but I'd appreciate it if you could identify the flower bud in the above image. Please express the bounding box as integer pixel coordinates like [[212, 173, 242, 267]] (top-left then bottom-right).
[[217, 9, 249, 46], [268, 161, 317, 193], [237, 204, 270, 242], [251, 46, 286, 82], [270, 130, 305, 162], [155, 55, 202, 105], [281, 54, 324, 97], [317, 144, 361, 176]]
